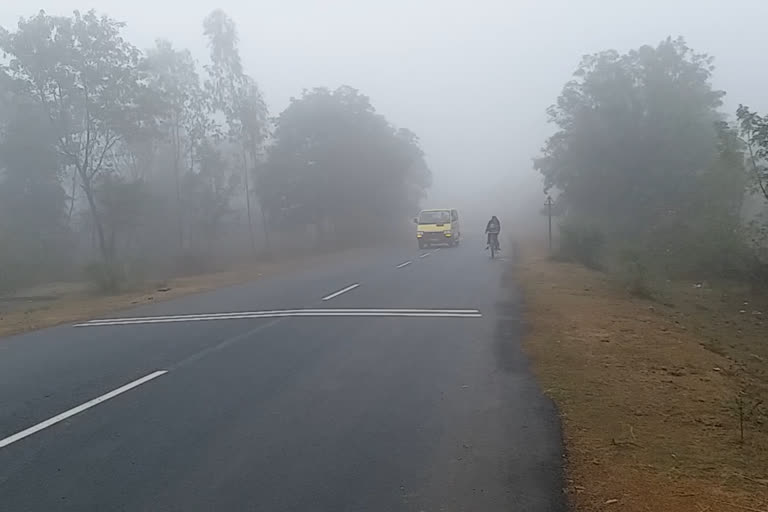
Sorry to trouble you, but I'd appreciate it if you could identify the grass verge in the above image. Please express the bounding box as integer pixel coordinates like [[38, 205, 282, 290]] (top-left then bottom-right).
[[515, 244, 768, 511]]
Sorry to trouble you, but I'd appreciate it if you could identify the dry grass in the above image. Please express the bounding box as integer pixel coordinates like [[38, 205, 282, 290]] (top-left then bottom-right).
[[515, 244, 768, 511], [0, 249, 352, 338]]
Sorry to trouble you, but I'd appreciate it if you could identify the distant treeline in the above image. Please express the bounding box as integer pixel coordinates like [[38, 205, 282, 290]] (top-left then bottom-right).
[[0, 9, 431, 292], [535, 36, 768, 289]]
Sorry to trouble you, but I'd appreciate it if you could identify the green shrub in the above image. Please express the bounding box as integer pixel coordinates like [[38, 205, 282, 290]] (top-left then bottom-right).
[[556, 223, 604, 270], [616, 249, 653, 298], [83, 260, 125, 293]]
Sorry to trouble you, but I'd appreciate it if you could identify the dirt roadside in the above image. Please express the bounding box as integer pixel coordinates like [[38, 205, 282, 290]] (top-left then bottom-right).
[[0, 248, 359, 339], [514, 244, 768, 511]]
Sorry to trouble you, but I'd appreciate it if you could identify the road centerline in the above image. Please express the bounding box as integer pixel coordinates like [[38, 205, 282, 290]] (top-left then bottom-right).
[[321, 283, 360, 301], [419, 252, 431, 258], [396, 261, 412, 269], [0, 370, 168, 450]]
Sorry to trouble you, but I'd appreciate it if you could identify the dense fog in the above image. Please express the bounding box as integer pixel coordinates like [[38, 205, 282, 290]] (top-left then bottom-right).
[[1, 0, 768, 291]]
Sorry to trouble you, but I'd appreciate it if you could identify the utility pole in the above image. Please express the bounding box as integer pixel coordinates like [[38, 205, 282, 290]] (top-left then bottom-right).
[[546, 195, 553, 255]]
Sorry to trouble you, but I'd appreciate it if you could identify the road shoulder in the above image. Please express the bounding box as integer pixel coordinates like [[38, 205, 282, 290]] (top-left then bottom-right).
[[0, 247, 364, 338], [515, 245, 767, 511]]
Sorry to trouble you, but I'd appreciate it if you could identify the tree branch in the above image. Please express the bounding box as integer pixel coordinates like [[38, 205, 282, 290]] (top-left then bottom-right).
[[90, 131, 121, 179], [741, 134, 768, 200]]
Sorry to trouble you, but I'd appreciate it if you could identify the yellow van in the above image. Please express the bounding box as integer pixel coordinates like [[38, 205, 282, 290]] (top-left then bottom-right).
[[414, 208, 461, 249]]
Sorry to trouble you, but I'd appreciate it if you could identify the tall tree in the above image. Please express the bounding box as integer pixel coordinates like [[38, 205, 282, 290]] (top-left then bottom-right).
[[203, 9, 268, 253], [0, 96, 69, 290], [0, 10, 142, 287], [535, 37, 746, 274], [736, 105, 768, 202], [535, 38, 727, 225], [143, 39, 208, 250], [261, 86, 431, 241], [183, 138, 238, 255]]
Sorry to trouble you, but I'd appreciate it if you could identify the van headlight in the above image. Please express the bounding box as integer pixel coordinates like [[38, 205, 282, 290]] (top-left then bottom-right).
[[417, 231, 423, 237], [444, 231, 452, 236]]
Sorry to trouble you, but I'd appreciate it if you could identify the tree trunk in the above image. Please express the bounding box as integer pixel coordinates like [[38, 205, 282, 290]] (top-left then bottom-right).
[[259, 202, 270, 256], [242, 149, 256, 254], [173, 123, 184, 253], [249, 147, 270, 254], [82, 178, 115, 290], [67, 169, 77, 223]]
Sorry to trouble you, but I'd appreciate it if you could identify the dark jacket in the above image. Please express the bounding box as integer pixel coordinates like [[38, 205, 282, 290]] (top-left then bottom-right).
[[485, 217, 500, 233]]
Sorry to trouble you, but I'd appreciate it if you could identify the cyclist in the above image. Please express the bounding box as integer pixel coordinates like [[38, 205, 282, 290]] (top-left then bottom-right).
[[485, 215, 501, 251]]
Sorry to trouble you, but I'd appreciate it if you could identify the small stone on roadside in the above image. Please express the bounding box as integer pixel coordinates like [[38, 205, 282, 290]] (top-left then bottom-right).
[[605, 499, 619, 505]]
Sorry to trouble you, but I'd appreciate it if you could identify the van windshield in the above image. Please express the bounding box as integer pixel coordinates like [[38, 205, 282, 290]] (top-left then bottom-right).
[[419, 211, 450, 224]]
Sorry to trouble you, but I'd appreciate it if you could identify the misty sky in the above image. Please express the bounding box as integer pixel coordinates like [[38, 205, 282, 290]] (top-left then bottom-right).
[[2, 0, 767, 219]]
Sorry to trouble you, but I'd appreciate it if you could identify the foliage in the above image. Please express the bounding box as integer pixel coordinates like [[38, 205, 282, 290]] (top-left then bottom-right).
[[203, 9, 268, 252], [736, 105, 768, 201], [555, 222, 604, 270], [616, 249, 652, 298], [183, 139, 238, 250], [142, 39, 209, 249], [536, 37, 752, 281], [0, 8, 430, 293], [0, 9, 143, 277], [535, 37, 727, 231], [261, 86, 431, 240], [0, 96, 70, 291]]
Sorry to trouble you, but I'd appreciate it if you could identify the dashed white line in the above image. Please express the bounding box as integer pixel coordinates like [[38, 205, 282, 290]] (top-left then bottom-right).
[[0, 370, 168, 450], [321, 283, 360, 301], [419, 252, 432, 258], [396, 261, 412, 269]]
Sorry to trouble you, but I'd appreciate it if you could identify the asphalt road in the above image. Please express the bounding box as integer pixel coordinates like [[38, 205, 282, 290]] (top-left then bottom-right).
[[0, 238, 565, 512]]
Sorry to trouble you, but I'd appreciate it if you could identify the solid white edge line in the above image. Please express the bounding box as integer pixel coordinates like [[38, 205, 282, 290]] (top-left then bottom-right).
[[320, 284, 360, 301], [0, 370, 168, 450], [75, 311, 483, 327], [396, 261, 412, 269], [419, 252, 431, 258], [78, 308, 482, 325]]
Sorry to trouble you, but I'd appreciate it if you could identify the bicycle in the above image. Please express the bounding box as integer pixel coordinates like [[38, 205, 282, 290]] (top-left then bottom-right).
[[487, 232, 500, 259]]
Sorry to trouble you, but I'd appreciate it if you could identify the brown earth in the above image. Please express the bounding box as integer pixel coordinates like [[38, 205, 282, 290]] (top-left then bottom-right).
[[515, 244, 768, 511]]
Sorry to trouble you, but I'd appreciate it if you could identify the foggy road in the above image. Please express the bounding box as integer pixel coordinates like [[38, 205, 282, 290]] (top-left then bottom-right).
[[0, 240, 564, 512]]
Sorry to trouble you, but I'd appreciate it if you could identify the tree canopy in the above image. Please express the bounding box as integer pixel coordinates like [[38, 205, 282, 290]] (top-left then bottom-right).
[[535, 37, 730, 231], [261, 86, 431, 239], [0, 9, 431, 291], [535, 37, 756, 278]]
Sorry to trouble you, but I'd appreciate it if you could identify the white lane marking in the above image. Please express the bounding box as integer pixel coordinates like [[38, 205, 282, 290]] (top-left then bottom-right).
[[419, 252, 432, 258], [79, 308, 482, 325], [75, 309, 483, 327], [0, 370, 167, 450], [396, 261, 412, 269], [434, 248, 441, 252], [321, 283, 360, 301]]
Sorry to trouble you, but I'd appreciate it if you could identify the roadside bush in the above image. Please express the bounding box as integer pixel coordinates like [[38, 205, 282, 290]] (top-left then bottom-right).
[[556, 223, 604, 270], [616, 249, 653, 298], [83, 260, 125, 293]]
